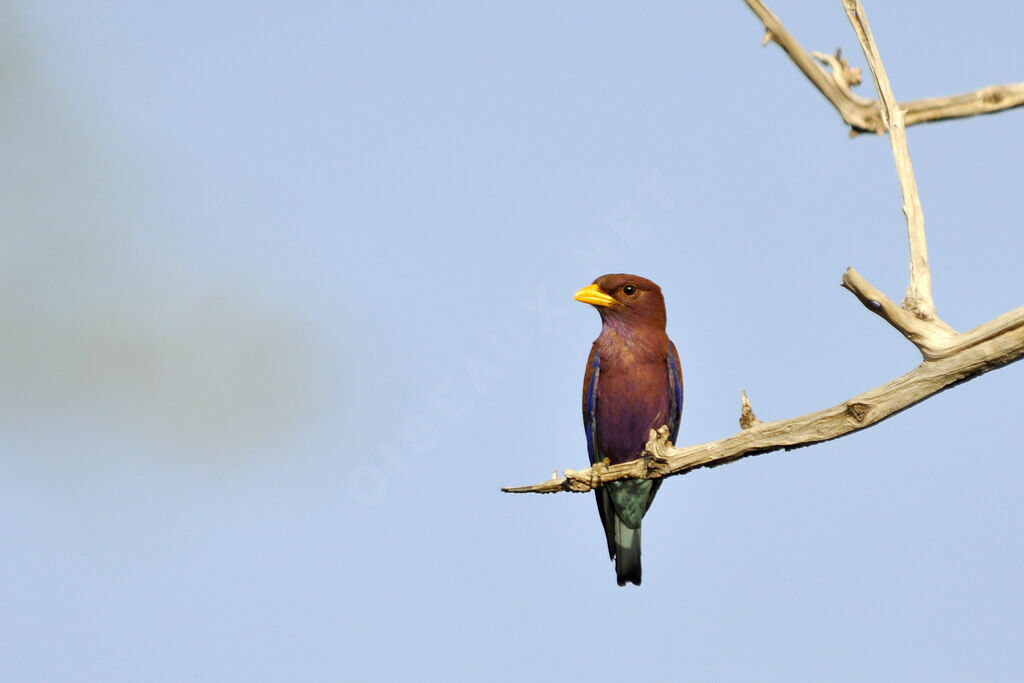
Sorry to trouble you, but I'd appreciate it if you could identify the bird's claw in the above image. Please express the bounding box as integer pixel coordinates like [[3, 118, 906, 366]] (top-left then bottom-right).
[[588, 458, 610, 488]]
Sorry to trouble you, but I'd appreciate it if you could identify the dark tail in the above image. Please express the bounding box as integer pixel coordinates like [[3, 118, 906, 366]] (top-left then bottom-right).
[[614, 518, 642, 586]]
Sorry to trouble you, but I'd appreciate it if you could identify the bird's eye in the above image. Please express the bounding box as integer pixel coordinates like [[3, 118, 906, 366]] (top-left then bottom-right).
[[622, 284, 638, 297]]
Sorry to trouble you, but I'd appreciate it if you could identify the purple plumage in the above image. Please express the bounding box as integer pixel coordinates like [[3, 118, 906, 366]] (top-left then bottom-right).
[[576, 274, 682, 586]]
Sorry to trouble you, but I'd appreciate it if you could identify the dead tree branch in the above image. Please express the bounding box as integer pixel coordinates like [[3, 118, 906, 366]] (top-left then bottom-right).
[[842, 0, 939, 322], [745, 0, 1024, 135], [502, 1, 1024, 496]]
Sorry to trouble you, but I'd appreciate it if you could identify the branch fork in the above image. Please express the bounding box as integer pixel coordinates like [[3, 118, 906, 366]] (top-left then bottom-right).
[[747, 0, 1024, 135]]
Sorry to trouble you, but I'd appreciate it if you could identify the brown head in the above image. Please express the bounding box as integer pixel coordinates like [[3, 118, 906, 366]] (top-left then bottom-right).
[[573, 273, 667, 331]]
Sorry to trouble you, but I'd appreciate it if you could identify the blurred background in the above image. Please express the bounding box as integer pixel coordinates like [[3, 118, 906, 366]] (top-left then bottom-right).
[[2, 1, 1022, 680]]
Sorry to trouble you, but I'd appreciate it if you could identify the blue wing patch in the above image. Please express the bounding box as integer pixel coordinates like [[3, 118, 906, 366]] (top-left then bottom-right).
[[584, 350, 600, 464], [666, 341, 683, 443]]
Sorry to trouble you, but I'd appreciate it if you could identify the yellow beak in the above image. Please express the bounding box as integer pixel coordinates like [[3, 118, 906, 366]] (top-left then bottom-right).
[[574, 284, 618, 308]]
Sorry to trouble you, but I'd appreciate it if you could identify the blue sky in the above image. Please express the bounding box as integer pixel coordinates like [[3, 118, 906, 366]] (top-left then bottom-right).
[[3, 1, 1023, 680]]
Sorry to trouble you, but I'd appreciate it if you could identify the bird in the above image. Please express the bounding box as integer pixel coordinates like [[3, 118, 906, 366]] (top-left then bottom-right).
[[575, 274, 683, 586]]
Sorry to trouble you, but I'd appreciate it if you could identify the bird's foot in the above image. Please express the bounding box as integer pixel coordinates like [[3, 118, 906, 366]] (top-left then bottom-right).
[[589, 457, 611, 488]]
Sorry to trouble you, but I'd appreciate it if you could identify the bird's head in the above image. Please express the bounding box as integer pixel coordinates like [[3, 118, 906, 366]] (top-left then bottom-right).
[[574, 274, 667, 330]]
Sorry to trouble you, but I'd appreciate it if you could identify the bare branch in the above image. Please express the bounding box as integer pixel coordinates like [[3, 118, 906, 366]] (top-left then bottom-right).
[[745, 0, 1024, 135], [901, 85, 1024, 126], [844, 0, 939, 322], [841, 268, 953, 359]]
